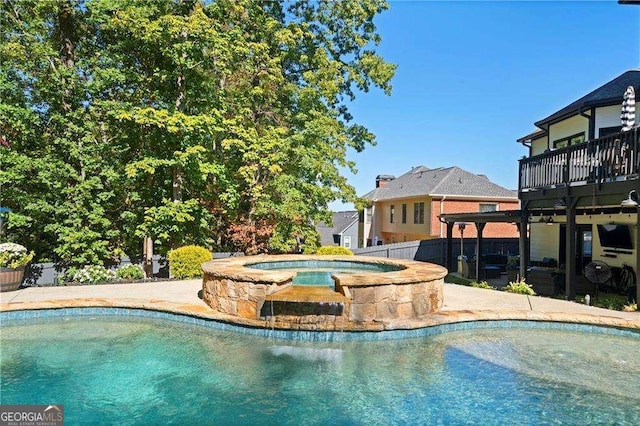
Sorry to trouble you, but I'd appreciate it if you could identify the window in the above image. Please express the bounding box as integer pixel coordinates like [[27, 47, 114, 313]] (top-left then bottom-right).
[[402, 204, 407, 224], [599, 126, 622, 137], [343, 235, 351, 249], [390, 205, 395, 223], [413, 202, 424, 224], [365, 208, 372, 224], [479, 203, 497, 213], [553, 132, 585, 149]]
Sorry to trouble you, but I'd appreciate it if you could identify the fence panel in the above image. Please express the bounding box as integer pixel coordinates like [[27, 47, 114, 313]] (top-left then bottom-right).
[[23, 252, 243, 286], [353, 238, 519, 267]]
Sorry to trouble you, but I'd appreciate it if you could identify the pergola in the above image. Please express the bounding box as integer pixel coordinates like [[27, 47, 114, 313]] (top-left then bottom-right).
[[438, 210, 527, 283], [440, 205, 640, 302]]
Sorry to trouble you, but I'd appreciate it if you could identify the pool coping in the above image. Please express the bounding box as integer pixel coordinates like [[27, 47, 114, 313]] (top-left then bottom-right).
[[2, 306, 639, 341], [201, 254, 448, 287], [2, 293, 639, 333], [1, 280, 639, 335]]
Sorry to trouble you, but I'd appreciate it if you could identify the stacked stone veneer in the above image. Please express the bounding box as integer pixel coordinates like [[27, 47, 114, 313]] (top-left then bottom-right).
[[201, 254, 448, 331]]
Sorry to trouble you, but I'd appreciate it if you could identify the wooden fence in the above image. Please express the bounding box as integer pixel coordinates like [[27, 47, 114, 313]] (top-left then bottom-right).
[[23, 252, 241, 287], [23, 240, 519, 286], [353, 238, 519, 266]]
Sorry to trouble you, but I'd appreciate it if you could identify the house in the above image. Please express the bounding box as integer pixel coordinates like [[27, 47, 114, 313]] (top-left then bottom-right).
[[359, 166, 519, 247], [315, 211, 359, 249], [441, 69, 639, 302]]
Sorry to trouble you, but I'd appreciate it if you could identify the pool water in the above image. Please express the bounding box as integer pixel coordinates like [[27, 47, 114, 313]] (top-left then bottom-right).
[[291, 270, 335, 286], [248, 260, 402, 289], [2, 316, 640, 425]]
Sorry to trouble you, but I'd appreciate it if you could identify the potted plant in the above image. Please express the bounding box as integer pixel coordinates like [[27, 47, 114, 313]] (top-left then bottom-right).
[[0, 243, 35, 292]]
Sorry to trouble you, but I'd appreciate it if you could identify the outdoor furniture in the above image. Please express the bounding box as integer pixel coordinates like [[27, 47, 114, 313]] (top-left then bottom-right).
[[461, 260, 502, 280], [527, 266, 562, 296], [483, 266, 501, 279], [482, 253, 509, 273]]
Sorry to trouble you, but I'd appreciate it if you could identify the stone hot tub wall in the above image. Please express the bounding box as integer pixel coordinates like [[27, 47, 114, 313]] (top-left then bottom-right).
[[201, 255, 448, 331]]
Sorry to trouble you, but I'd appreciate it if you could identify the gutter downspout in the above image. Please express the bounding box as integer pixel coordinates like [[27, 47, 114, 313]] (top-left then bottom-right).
[[540, 123, 550, 151], [579, 107, 595, 140], [439, 196, 447, 237]]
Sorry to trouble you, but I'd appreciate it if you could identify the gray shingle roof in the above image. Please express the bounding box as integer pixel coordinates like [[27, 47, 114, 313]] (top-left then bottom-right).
[[362, 166, 517, 201], [315, 211, 359, 246], [535, 69, 640, 128]]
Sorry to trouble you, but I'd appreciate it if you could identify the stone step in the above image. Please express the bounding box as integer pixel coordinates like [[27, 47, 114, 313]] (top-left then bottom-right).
[[265, 285, 349, 304]]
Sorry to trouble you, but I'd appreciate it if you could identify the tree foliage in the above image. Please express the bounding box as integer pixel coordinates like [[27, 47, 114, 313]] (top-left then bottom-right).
[[0, 0, 395, 266]]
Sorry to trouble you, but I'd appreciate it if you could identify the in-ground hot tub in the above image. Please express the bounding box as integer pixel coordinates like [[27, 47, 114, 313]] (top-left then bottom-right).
[[201, 255, 447, 331]]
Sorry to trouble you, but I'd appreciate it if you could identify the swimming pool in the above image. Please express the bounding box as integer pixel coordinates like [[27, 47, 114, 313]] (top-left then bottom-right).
[[2, 311, 639, 424]]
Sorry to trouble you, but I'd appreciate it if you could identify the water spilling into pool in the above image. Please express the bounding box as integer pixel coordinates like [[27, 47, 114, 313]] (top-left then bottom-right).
[[248, 259, 405, 289], [2, 315, 639, 424]]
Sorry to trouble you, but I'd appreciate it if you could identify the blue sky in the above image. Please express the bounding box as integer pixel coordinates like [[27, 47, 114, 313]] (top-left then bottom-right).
[[331, 0, 640, 210]]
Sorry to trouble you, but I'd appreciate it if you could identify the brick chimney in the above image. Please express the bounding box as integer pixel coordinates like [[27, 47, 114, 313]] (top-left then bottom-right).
[[376, 174, 395, 188]]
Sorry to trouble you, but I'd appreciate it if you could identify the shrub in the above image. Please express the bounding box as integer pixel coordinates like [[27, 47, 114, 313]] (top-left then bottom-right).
[[593, 295, 627, 311], [471, 281, 495, 290], [445, 274, 472, 286], [72, 265, 117, 284], [117, 264, 146, 280], [167, 245, 212, 279], [503, 278, 536, 296], [58, 267, 78, 284], [0, 243, 35, 269], [315, 246, 354, 255]]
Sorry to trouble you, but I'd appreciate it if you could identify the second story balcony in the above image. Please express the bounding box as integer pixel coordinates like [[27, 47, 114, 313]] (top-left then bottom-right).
[[519, 128, 640, 192]]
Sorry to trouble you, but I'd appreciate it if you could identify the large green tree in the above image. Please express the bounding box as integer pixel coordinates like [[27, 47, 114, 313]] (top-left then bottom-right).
[[1, 0, 123, 266], [0, 0, 395, 266]]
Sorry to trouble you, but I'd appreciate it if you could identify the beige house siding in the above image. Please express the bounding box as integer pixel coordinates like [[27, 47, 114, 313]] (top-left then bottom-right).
[[367, 197, 520, 245], [530, 102, 640, 154], [375, 196, 432, 244], [529, 222, 560, 262], [531, 214, 637, 269], [530, 135, 549, 156], [548, 114, 588, 148], [595, 105, 624, 137]]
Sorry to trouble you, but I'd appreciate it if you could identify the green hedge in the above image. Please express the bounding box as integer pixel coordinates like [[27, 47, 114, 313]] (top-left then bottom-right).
[[117, 264, 145, 280], [167, 245, 212, 279], [314, 246, 354, 255]]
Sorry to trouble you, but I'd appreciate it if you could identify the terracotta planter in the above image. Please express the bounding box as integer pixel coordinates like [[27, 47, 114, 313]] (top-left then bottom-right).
[[0, 267, 26, 292]]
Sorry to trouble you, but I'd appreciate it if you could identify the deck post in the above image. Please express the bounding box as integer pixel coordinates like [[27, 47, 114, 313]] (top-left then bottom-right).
[[474, 222, 486, 281], [565, 200, 577, 300], [445, 221, 454, 272], [519, 211, 529, 281]]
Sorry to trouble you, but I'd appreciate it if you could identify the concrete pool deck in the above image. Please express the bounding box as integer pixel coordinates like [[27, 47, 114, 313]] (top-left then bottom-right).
[[1, 279, 639, 331]]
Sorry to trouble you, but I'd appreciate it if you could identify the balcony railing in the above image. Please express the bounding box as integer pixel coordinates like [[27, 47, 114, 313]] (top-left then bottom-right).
[[519, 128, 640, 191]]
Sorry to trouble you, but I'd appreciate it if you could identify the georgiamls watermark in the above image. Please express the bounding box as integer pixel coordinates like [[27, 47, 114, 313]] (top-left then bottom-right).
[[0, 405, 63, 426]]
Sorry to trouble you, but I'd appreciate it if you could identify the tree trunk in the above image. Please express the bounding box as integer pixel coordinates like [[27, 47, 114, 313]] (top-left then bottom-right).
[[172, 28, 189, 204], [58, 1, 75, 113], [143, 236, 153, 278], [172, 166, 183, 203]]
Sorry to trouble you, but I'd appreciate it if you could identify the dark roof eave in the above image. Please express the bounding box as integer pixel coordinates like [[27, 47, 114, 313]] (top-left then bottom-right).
[[439, 210, 523, 224], [534, 97, 623, 128], [517, 129, 547, 144]]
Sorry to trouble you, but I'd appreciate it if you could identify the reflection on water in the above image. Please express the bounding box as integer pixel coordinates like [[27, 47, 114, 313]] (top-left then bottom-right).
[[2, 317, 639, 425]]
